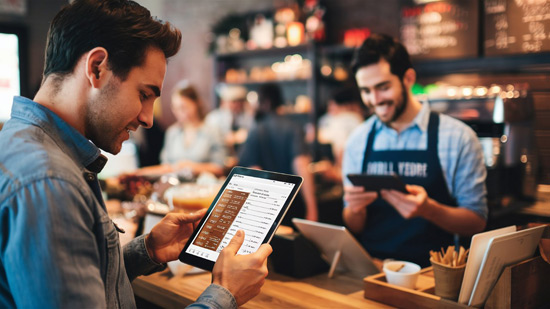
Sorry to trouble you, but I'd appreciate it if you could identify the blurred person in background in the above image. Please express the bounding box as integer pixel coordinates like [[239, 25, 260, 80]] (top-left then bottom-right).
[[205, 85, 255, 160], [315, 86, 365, 183], [132, 97, 166, 167], [158, 81, 226, 177], [238, 83, 318, 225]]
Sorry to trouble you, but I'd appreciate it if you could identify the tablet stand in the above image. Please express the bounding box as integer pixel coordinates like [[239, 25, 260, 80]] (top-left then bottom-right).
[[328, 250, 342, 278]]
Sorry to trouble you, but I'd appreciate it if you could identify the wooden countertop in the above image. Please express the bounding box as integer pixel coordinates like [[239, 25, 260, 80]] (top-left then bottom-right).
[[133, 269, 392, 308]]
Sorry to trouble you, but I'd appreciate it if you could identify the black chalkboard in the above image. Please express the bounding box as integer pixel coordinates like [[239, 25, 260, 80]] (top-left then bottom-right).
[[400, 0, 479, 60], [485, 0, 550, 56]]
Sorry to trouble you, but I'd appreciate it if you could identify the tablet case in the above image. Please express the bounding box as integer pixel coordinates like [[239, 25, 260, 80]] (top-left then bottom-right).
[[292, 218, 380, 279], [468, 225, 546, 307], [458, 225, 516, 304]]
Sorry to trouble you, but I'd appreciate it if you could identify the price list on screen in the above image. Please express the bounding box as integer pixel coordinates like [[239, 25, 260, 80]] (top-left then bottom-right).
[[192, 189, 248, 251], [185, 173, 295, 261]]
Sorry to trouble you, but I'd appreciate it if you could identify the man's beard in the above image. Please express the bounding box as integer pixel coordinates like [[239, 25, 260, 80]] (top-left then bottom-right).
[[381, 81, 408, 125], [85, 79, 124, 154]]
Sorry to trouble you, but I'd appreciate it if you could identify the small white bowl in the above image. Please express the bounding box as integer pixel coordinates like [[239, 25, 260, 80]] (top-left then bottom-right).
[[383, 261, 421, 289]]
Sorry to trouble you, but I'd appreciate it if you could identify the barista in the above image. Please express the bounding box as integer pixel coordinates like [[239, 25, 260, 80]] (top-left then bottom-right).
[[342, 34, 488, 267]]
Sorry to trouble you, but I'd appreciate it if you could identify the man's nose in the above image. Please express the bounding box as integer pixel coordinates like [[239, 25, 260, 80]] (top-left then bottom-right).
[[370, 90, 384, 105], [138, 102, 154, 129]]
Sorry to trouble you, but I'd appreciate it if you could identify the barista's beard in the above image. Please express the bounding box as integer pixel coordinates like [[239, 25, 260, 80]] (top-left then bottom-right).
[[386, 81, 408, 124]]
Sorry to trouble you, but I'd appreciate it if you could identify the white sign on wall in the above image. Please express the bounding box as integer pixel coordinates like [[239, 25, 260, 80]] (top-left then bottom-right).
[[0, 33, 20, 121]]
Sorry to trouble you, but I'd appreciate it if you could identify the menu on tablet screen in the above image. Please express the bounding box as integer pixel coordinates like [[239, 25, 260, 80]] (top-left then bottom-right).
[[185, 173, 295, 262]]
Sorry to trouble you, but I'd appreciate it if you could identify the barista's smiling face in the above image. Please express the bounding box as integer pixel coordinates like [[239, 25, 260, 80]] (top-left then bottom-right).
[[355, 58, 408, 124]]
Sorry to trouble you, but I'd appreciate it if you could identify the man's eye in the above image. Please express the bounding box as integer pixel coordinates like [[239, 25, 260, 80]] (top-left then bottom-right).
[[140, 92, 150, 101]]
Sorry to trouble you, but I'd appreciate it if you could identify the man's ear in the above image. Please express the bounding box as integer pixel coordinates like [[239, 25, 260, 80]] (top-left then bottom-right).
[[402, 68, 416, 89], [85, 47, 109, 88]]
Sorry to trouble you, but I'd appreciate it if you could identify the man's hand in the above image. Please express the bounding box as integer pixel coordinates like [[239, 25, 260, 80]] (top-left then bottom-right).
[[343, 186, 378, 214], [380, 184, 430, 219], [145, 209, 207, 263], [212, 230, 272, 306]]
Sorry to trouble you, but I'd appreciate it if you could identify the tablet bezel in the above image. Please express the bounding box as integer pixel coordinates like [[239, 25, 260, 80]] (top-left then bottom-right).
[[178, 166, 303, 271], [347, 174, 407, 193]]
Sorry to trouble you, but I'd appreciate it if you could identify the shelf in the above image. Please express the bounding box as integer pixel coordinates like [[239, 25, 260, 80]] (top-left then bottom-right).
[[320, 44, 355, 57], [220, 79, 309, 87], [215, 44, 312, 60], [317, 44, 550, 77], [414, 52, 550, 76]]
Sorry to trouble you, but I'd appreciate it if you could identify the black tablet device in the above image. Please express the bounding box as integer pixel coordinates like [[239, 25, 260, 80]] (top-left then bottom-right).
[[347, 174, 408, 193], [178, 166, 303, 271]]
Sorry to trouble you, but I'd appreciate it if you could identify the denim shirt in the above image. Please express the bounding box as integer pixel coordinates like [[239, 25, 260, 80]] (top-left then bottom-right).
[[0, 97, 237, 309]]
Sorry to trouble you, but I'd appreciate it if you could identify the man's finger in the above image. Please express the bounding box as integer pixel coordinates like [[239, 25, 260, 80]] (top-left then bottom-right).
[[254, 244, 273, 259], [344, 185, 365, 193], [167, 208, 206, 224], [223, 230, 245, 254]]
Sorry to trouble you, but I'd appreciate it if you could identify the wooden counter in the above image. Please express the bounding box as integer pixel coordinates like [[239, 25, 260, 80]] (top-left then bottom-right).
[[133, 270, 392, 308]]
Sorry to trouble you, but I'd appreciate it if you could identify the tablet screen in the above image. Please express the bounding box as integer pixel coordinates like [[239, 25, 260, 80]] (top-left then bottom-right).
[[179, 167, 302, 270]]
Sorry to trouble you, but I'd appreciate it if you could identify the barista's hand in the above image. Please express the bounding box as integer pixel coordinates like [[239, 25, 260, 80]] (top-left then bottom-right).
[[145, 209, 207, 263], [380, 184, 430, 219], [343, 186, 378, 214], [212, 230, 272, 306]]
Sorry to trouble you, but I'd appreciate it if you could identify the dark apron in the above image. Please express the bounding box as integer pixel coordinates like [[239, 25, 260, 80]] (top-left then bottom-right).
[[360, 112, 456, 267]]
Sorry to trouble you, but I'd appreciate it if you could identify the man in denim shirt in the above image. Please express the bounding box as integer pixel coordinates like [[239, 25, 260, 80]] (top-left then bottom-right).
[[0, 1, 271, 308]]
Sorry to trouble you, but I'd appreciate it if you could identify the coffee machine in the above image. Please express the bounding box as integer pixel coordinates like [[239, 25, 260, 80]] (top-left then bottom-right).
[[426, 84, 538, 210]]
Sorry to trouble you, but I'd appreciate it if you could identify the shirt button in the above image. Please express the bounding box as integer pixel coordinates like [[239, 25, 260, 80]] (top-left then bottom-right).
[[84, 173, 96, 182]]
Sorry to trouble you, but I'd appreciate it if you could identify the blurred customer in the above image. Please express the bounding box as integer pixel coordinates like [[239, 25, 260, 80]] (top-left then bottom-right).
[[160, 81, 226, 177], [205, 85, 254, 159], [238, 83, 318, 225], [316, 86, 365, 182], [132, 98, 165, 167]]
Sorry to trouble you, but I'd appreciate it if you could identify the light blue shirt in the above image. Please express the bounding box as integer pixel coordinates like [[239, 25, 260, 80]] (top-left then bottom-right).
[[160, 122, 226, 166], [342, 102, 488, 219], [0, 96, 236, 308]]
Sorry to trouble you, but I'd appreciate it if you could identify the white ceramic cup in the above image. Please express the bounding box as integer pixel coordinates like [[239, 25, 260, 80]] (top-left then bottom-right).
[[383, 260, 421, 289]]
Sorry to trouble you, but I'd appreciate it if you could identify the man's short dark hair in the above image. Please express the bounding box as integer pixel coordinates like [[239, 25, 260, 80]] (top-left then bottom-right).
[[43, 0, 182, 81], [351, 33, 412, 80]]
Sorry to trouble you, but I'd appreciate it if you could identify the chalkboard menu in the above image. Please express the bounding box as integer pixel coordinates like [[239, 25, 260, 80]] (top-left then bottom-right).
[[485, 0, 550, 55], [400, 1, 479, 60]]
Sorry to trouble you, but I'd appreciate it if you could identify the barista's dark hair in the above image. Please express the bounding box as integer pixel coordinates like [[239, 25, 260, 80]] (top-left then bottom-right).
[[351, 33, 412, 80], [43, 0, 181, 81]]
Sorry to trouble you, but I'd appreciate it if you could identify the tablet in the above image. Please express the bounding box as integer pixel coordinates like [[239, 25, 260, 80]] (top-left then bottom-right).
[[347, 174, 407, 193], [179, 166, 303, 271], [458, 225, 516, 305], [468, 224, 546, 307], [292, 218, 381, 279]]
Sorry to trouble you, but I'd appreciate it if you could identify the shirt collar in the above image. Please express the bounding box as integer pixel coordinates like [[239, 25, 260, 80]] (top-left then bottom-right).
[[374, 100, 431, 133], [10, 96, 106, 172]]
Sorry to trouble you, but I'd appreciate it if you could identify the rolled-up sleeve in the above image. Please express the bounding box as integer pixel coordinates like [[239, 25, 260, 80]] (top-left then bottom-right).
[[187, 284, 237, 309], [451, 127, 488, 220], [123, 234, 166, 282]]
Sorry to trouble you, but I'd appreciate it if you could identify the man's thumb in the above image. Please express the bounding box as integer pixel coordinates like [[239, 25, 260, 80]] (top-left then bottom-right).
[[224, 230, 245, 254]]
